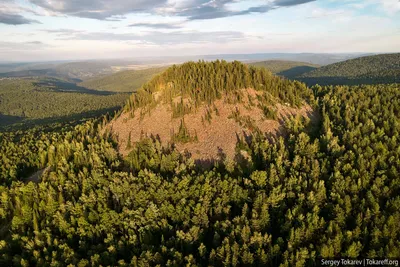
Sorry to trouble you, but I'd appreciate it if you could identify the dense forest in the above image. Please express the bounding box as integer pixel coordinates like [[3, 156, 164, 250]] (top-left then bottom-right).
[[0, 78, 127, 130], [125, 60, 312, 114], [0, 59, 399, 265], [298, 53, 400, 85]]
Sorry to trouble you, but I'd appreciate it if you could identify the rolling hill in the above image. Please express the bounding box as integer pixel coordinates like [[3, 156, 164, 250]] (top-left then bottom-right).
[[298, 53, 400, 85], [51, 61, 114, 80], [0, 78, 127, 129], [248, 60, 320, 78], [107, 60, 315, 161], [79, 66, 167, 92], [0, 61, 115, 82]]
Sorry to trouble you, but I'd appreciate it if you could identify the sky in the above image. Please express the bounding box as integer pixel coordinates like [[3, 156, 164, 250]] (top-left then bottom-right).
[[0, 0, 399, 62]]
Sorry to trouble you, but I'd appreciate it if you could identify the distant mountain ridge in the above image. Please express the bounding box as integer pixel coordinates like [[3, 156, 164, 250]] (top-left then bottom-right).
[[202, 53, 372, 65], [1, 53, 395, 89], [0, 53, 372, 79]]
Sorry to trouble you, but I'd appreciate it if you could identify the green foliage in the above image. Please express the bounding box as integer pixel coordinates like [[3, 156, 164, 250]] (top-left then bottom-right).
[[126, 131, 132, 150], [0, 78, 127, 129], [228, 108, 260, 133], [172, 119, 198, 144], [79, 67, 166, 92], [0, 76, 399, 266], [125, 60, 312, 113], [299, 53, 400, 85], [125, 137, 184, 173], [172, 98, 193, 118], [262, 106, 278, 120], [228, 107, 241, 123]]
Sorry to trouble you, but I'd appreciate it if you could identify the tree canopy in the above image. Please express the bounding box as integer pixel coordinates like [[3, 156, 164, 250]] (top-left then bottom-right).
[[298, 53, 400, 86], [0, 80, 399, 266], [125, 60, 312, 114]]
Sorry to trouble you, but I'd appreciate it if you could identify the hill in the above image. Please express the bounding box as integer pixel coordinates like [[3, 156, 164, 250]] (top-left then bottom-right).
[[0, 61, 115, 82], [0, 69, 54, 79], [78, 67, 167, 92], [0, 78, 127, 129], [249, 60, 319, 78], [298, 53, 400, 85], [107, 60, 315, 161], [51, 61, 114, 81]]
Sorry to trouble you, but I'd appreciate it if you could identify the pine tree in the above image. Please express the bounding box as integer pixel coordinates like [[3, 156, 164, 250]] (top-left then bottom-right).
[[126, 131, 132, 150]]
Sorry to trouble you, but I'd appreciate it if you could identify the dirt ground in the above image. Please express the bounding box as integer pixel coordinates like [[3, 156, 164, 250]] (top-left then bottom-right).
[[106, 88, 315, 161]]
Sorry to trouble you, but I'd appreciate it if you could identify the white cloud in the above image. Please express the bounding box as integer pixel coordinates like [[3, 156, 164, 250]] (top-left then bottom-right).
[[0, 41, 48, 51], [0, 1, 41, 24], [46, 29, 252, 45], [379, 0, 400, 14]]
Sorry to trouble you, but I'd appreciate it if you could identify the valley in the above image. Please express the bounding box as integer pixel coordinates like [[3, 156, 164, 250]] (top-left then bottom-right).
[[0, 78, 128, 130]]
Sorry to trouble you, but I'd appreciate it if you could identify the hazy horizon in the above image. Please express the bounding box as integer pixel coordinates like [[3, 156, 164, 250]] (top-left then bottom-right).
[[0, 51, 393, 65]]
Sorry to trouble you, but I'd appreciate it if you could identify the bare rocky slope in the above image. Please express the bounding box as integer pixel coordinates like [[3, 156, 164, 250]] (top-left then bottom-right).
[[106, 60, 316, 162]]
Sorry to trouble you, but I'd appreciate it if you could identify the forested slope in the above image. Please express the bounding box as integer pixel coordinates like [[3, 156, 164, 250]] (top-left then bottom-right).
[[249, 60, 319, 78], [124, 60, 312, 111], [79, 67, 167, 92], [0, 81, 399, 265], [0, 78, 127, 129], [299, 53, 400, 85]]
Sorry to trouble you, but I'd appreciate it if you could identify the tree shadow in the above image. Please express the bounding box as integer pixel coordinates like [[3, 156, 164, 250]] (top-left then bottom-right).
[[0, 114, 24, 127], [278, 66, 318, 79], [0, 106, 121, 132], [217, 146, 226, 162], [192, 146, 228, 171]]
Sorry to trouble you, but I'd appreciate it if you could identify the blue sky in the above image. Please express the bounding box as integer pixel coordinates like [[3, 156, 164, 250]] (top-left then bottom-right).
[[0, 0, 399, 61]]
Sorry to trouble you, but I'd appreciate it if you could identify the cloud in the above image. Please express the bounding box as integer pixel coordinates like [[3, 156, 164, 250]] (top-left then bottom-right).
[[47, 29, 249, 45], [0, 2, 41, 25], [25, 0, 315, 20], [379, 0, 400, 14], [129, 22, 182, 29], [42, 29, 84, 35], [29, 0, 168, 20], [26, 41, 44, 45], [161, 0, 275, 20], [273, 0, 316, 7], [0, 11, 40, 25], [0, 41, 48, 51], [307, 8, 347, 19]]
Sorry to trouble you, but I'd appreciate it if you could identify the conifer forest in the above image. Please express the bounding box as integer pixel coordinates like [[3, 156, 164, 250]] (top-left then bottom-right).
[[0, 58, 399, 266]]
